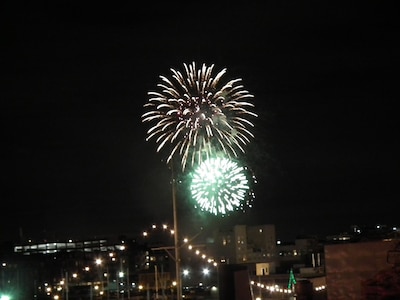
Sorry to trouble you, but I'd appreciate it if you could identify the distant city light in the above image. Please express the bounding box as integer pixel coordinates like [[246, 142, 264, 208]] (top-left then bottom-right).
[[202, 268, 210, 275]]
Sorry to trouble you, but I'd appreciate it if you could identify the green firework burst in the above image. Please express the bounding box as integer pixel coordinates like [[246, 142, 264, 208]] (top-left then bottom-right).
[[189, 157, 255, 216]]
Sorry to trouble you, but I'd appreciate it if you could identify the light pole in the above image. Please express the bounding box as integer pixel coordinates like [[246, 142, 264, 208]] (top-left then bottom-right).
[[65, 271, 69, 300], [171, 163, 182, 300], [95, 258, 104, 296], [105, 267, 110, 300]]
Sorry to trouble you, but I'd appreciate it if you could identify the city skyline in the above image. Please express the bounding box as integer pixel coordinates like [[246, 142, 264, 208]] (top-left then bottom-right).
[[1, 2, 399, 243]]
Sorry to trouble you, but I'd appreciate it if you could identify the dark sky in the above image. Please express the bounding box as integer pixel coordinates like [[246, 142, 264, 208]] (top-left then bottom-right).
[[1, 2, 399, 243]]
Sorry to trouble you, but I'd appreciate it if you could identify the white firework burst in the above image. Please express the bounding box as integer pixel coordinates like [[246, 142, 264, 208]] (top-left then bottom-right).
[[142, 62, 257, 171]]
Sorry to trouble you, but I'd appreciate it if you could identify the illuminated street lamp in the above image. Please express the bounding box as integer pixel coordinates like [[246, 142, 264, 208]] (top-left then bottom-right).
[[95, 258, 105, 298], [171, 281, 177, 299], [182, 268, 190, 292], [202, 268, 210, 276]]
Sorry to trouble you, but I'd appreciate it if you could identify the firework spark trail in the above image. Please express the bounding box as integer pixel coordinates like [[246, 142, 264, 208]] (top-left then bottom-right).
[[190, 157, 255, 216], [142, 62, 258, 171]]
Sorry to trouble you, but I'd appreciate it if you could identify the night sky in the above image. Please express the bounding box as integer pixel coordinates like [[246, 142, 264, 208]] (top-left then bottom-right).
[[1, 2, 399, 243]]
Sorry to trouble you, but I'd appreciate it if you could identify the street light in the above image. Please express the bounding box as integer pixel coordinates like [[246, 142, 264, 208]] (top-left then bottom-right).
[[104, 269, 110, 300], [95, 258, 105, 298]]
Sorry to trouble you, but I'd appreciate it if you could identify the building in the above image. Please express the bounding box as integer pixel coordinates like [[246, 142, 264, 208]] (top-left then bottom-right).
[[325, 238, 400, 299]]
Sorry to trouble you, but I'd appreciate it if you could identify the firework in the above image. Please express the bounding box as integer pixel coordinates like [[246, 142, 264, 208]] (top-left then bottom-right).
[[189, 157, 255, 216], [142, 62, 257, 171]]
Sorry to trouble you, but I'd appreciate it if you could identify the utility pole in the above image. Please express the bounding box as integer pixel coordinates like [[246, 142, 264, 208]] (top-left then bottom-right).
[[172, 173, 182, 300]]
